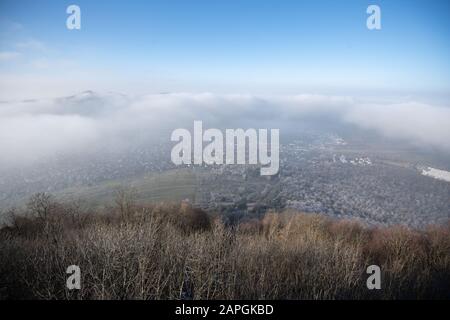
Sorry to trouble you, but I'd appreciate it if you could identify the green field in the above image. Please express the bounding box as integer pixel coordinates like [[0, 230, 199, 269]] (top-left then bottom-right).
[[56, 168, 197, 209]]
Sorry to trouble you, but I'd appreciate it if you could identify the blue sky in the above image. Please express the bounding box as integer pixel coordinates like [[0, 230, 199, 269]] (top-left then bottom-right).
[[0, 0, 449, 98]]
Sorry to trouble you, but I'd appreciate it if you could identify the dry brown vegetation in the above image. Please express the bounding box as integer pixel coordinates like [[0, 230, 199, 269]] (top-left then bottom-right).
[[0, 193, 449, 300]]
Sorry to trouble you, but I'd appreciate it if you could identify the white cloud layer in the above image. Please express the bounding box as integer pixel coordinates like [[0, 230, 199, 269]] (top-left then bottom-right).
[[0, 92, 449, 167]]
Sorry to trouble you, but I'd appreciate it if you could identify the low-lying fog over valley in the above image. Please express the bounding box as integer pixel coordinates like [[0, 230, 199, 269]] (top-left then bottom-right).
[[1, 91, 449, 228]]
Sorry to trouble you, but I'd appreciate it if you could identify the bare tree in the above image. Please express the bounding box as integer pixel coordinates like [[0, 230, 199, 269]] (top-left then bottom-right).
[[114, 187, 137, 219], [27, 193, 54, 221]]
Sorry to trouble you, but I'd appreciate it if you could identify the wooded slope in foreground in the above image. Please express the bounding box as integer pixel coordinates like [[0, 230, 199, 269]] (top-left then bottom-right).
[[0, 193, 449, 300]]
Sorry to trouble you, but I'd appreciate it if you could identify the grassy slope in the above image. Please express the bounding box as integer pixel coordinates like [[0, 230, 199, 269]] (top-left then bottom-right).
[[56, 168, 197, 208]]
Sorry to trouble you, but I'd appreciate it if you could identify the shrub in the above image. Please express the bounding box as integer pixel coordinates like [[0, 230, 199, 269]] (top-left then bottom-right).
[[0, 195, 448, 300]]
